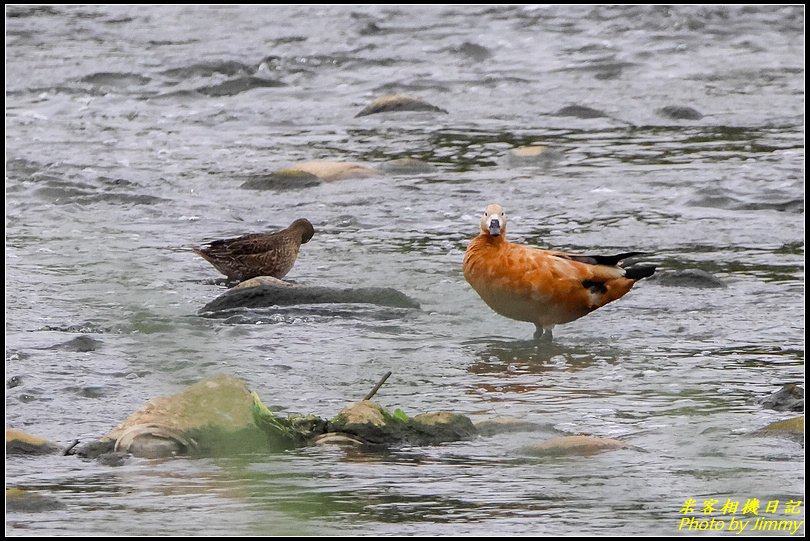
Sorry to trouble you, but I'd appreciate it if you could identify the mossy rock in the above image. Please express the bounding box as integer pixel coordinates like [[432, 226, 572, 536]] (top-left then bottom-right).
[[327, 401, 476, 446], [103, 374, 264, 458], [327, 400, 407, 444]]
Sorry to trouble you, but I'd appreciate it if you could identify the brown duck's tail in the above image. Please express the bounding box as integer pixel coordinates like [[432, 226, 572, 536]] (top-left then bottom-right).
[[192, 246, 216, 265], [624, 265, 656, 280]]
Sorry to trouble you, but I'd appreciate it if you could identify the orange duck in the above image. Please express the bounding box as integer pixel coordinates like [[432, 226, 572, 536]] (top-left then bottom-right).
[[193, 218, 314, 283], [463, 204, 655, 341]]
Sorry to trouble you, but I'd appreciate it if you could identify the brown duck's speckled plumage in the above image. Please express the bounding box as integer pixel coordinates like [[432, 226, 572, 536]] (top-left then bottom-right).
[[193, 218, 314, 282]]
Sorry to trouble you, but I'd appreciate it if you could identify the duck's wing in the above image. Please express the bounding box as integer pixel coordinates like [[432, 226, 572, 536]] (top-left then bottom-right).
[[551, 250, 655, 280], [203, 231, 285, 257], [551, 251, 647, 266]]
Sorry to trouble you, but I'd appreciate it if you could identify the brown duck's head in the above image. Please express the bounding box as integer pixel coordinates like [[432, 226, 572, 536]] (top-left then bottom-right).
[[290, 218, 315, 243], [479, 204, 507, 237]]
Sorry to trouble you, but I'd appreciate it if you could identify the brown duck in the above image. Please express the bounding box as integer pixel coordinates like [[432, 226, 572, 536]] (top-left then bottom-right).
[[192, 218, 315, 282]]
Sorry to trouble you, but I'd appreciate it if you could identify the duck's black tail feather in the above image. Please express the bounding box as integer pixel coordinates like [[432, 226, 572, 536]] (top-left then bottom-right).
[[565, 251, 648, 266], [624, 265, 657, 280]]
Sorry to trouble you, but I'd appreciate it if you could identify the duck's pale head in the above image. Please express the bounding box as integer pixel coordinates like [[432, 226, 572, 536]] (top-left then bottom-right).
[[479, 204, 507, 237]]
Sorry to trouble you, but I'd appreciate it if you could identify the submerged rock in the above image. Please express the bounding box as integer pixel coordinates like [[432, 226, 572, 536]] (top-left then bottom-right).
[[510, 145, 550, 158], [752, 416, 804, 444], [474, 416, 547, 436], [278, 161, 381, 182], [6, 488, 65, 513], [506, 144, 564, 167], [380, 158, 437, 175], [45, 335, 102, 352], [523, 435, 628, 456], [356, 95, 448, 117], [758, 384, 804, 413], [6, 428, 62, 455], [446, 41, 493, 62], [657, 105, 703, 120], [555, 105, 608, 119], [240, 170, 322, 191], [196, 76, 285, 97], [200, 284, 420, 313], [647, 269, 726, 288]]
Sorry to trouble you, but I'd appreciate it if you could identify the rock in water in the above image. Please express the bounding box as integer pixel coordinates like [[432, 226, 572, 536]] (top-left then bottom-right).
[[759, 384, 804, 412], [103, 374, 263, 458], [277, 161, 381, 181], [523, 435, 628, 456], [555, 105, 608, 119], [6, 428, 62, 455], [356, 95, 448, 117], [657, 105, 703, 120], [648, 269, 726, 288], [200, 284, 421, 313]]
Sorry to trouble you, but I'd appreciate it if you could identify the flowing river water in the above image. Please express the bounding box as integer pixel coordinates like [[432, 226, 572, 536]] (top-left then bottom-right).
[[5, 5, 804, 535]]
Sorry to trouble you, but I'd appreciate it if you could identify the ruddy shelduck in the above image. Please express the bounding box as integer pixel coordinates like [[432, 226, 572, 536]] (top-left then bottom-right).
[[463, 204, 655, 340]]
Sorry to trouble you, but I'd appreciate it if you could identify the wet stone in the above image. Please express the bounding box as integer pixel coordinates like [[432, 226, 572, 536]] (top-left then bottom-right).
[[6, 488, 66, 513], [200, 284, 421, 313], [276, 161, 381, 182], [196, 76, 286, 97], [240, 171, 322, 191], [647, 269, 726, 288], [759, 384, 804, 412], [752, 416, 804, 444], [523, 435, 628, 456], [356, 95, 448, 117], [48, 335, 102, 352], [6, 428, 62, 455], [380, 158, 437, 175], [555, 105, 608, 119], [657, 105, 704, 120]]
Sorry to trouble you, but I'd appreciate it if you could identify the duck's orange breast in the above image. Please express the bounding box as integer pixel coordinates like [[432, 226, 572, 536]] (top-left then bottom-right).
[[463, 235, 636, 327]]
